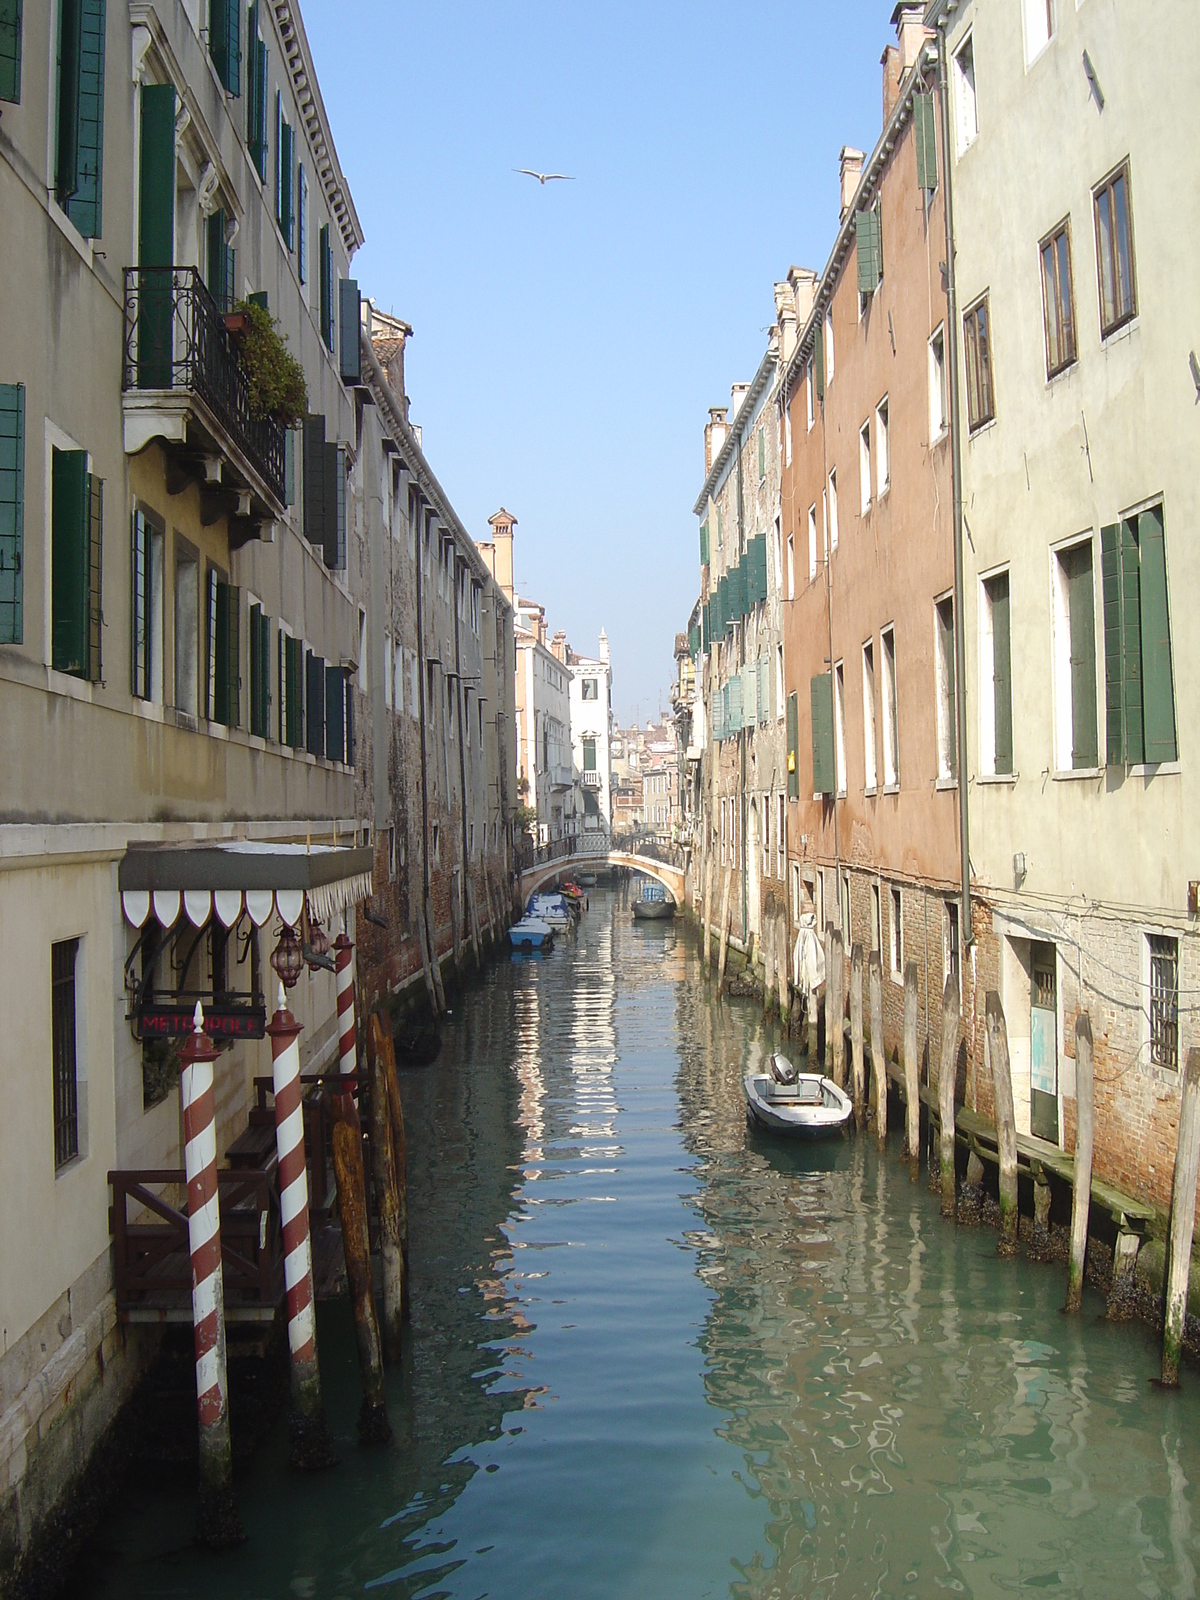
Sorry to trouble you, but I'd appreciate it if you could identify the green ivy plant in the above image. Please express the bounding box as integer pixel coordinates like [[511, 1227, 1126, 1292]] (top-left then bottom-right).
[[234, 299, 308, 425]]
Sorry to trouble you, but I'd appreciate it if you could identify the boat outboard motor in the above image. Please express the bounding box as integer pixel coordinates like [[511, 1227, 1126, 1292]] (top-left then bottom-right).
[[770, 1053, 799, 1086]]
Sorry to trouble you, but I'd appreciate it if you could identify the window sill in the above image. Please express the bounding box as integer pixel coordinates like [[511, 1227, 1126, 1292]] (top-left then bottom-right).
[[1052, 767, 1103, 781], [1129, 761, 1180, 778], [967, 415, 997, 442], [881, 782, 900, 795], [864, 787, 878, 798], [46, 668, 97, 704], [889, 968, 904, 987], [935, 776, 959, 791], [1045, 357, 1078, 387], [1100, 315, 1139, 350], [930, 426, 949, 448], [977, 771, 1017, 785]]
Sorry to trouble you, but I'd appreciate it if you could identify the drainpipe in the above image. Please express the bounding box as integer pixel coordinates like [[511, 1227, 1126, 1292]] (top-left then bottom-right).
[[737, 445, 748, 943], [935, 31, 972, 957], [453, 557, 471, 938]]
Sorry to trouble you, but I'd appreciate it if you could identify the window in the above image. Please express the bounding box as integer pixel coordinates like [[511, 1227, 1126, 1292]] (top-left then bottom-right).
[[890, 886, 903, 977], [824, 311, 835, 389], [325, 662, 347, 762], [786, 533, 795, 598], [772, 517, 782, 592], [319, 224, 335, 352], [1040, 220, 1076, 376], [52, 937, 80, 1169], [953, 32, 977, 153], [935, 596, 957, 781], [130, 508, 163, 703], [1, 0, 22, 102], [806, 361, 815, 430], [944, 899, 960, 988], [582, 678, 598, 700], [787, 690, 800, 799], [929, 326, 947, 440], [1053, 539, 1098, 770], [875, 399, 890, 497], [409, 651, 419, 721], [51, 446, 102, 680], [0, 382, 23, 643], [174, 544, 198, 716], [784, 406, 792, 467], [1101, 507, 1176, 765], [775, 643, 785, 722], [246, 3, 268, 181], [1094, 163, 1137, 337], [872, 884, 882, 954], [762, 794, 770, 878], [981, 570, 1013, 775], [208, 573, 240, 728], [880, 625, 899, 787], [834, 660, 846, 795], [583, 736, 596, 771], [297, 165, 307, 284], [827, 470, 838, 550], [339, 279, 361, 383], [248, 602, 271, 737], [1023, 0, 1053, 65], [757, 426, 765, 483], [859, 421, 872, 514], [205, 209, 236, 313], [275, 92, 295, 250], [777, 792, 786, 880], [812, 499, 825, 582], [1148, 934, 1179, 1072], [431, 821, 440, 868], [393, 637, 405, 714], [963, 295, 994, 431], [862, 641, 877, 791], [280, 632, 303, 747], [856, 203, 882, 297], [55, 0, 106, 237], [305, 649, 326, 756], [841, 873, 852, 943]]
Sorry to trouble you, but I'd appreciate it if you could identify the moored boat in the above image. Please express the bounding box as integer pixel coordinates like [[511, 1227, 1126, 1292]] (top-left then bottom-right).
[[508, 916, 554, 949], [526, 892, 573, 930], [743, 1053, 853, 1137], [632, 881, 675, 920]]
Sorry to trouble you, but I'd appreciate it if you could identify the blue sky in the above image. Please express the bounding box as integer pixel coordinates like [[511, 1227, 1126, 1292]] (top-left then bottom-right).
[[304, 3, 888, 723]]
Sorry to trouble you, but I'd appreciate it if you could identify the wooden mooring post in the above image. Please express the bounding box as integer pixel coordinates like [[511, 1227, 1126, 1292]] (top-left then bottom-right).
[[776, 911, 790, 1039], [1162, 1048, 1200, 1387], [903, 961, 920, 1179], [701, 851, 715, 972], [762, 915, 775, 1019], [869, 952, 886, 1149], [331, 1105, 392, 1443], [827, 929, 845, 1088], [717, 870, 733, 985], [938, 976, 959, 1220], [368, 1016, 404, 1362], [985, 991, 1019, 1255], [850, 943, 865, 1130], [1064, 1012, 1095, 1313]]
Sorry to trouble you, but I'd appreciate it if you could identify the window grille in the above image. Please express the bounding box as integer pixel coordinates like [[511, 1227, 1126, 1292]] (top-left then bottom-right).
[[52, 938, 80, 1168], [1149, 935, 1179, 1071]]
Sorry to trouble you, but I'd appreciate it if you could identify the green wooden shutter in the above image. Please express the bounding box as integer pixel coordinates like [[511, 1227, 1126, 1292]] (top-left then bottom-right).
[[297, 165, 307, 283], [138, 82, 176, 389], [303, 413, 326, 543], [210, 0, 240, 94], [991, 572, 1012, 775], [131, 509, 147, 696], [306, 650, 325, 756], [323, 442, 345, 568], [86, 473, 102, 682], [814, 320, 824, 402], [1119, 521, 1143, 763], [345, 670, 355, 765], [1066, 544, 1097, 768], [285, 634, 302, 747], [811, 674, 834, 795], [856, 207, 881, 294], [325, 661, 344, 761], [280, 119, 294, 248], [0, 0, 21, 102], [246, 6, 267, 178], [914, 92, 938, 192], [0, 383, 24, 644], [749, 534, 767, 604], [339, 279, 361, 381], [787, 691, 799, 799], [249, 602, 263, 734], [213, 581, 230, 723], [273, 88, 282, 222], [60, 0, 105, 237], [938, 600, 957, 779], [1100, 523, 1124, 764], [699, 520, 709, 565], [206, 209, 230, 310], [319, 225, 333, 350], [1138, 506, 1176, 763], [51, 447, 88, 674]]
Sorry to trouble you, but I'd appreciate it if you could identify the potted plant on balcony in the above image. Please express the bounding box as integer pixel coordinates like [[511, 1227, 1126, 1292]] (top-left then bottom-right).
[[231, 298, 308, 424]]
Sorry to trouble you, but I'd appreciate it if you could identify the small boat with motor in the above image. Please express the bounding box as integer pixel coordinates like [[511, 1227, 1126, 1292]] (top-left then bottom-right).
[[526, 893, 573, 931], [744, 1053, 853, 1137], [508, 916, 554, 950], [632, 881, 675, 921]]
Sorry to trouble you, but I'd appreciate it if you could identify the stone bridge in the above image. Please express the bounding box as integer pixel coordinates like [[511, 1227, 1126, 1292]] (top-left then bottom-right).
[[519, 842, 687, 907]]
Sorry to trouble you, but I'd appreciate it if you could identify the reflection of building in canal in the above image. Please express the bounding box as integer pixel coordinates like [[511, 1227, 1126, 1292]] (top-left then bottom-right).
[[673, 1008, 1192, 1598]]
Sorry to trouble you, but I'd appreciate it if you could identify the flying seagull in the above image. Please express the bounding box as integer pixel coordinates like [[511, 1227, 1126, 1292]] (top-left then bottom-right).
[[513, 169, 574, 185]]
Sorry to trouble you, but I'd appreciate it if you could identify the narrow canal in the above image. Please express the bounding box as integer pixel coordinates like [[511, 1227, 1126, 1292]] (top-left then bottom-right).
[[84, 887, 1200, 1598]]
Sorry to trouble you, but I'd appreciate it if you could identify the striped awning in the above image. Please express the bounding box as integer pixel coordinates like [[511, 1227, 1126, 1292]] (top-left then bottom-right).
[[118, 842, 374, 932]]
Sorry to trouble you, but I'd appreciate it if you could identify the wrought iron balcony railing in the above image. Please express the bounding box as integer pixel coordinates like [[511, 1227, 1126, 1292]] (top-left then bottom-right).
[[122, 267, 286, 507]]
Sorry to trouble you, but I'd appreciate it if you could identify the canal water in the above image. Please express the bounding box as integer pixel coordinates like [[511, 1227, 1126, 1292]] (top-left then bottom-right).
[[83, 886, 1200, 1599]]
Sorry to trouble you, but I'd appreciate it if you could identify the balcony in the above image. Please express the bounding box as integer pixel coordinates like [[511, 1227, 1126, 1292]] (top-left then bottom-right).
[[549, 765, 575, 791], [122, 267, 287, 537], [581, 769, 603, 788]]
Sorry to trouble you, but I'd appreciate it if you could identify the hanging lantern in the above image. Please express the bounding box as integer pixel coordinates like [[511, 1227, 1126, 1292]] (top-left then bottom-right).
[[306, 914, 330, 972], [270, 921, 304, 989]]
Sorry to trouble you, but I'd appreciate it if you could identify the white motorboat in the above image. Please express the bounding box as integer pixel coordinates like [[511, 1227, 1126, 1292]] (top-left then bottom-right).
[[744, 1053, 853, 1137], [526, 893, 572, 931], [508, 917, 554, 950]]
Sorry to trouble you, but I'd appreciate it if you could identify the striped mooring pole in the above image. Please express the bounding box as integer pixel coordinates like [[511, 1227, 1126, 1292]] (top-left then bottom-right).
[[335, 929, 357, 1093], [180, 1003, 244, 1547], [266, 984, 337, 1468]]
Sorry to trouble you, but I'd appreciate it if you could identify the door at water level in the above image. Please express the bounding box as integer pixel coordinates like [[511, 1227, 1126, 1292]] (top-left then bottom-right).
[[1030, 941, 1059, 1143]]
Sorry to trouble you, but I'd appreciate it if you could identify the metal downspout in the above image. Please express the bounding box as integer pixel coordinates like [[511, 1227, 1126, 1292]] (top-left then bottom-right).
[[936, 30, 972, 957], [737, 444, 748, 943]]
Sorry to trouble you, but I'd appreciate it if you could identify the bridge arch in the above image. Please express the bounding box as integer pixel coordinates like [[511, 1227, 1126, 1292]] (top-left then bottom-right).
[[520, 848, 686, 906]]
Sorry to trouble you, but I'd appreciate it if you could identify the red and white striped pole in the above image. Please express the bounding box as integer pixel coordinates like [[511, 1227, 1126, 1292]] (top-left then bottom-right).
[[266, 983, 336, 1468], [180, 1003, 243, 1547], [335, 928, 357, 1094]]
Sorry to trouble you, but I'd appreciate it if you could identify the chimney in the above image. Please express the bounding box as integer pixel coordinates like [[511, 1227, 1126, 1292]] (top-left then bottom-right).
[[366, 302, 414, 421], [730, 382, 750, 420], [774, 282, 798, 363], [881, 43, 902, 123], [704, 406, 728, 475], [486, 508, 516, 603], [839, 147, 866, 220], [893, 2, 933, 76], [551, 630, 568, 664], [787, 265, 819, 329], [598, 628, 609, 664]]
